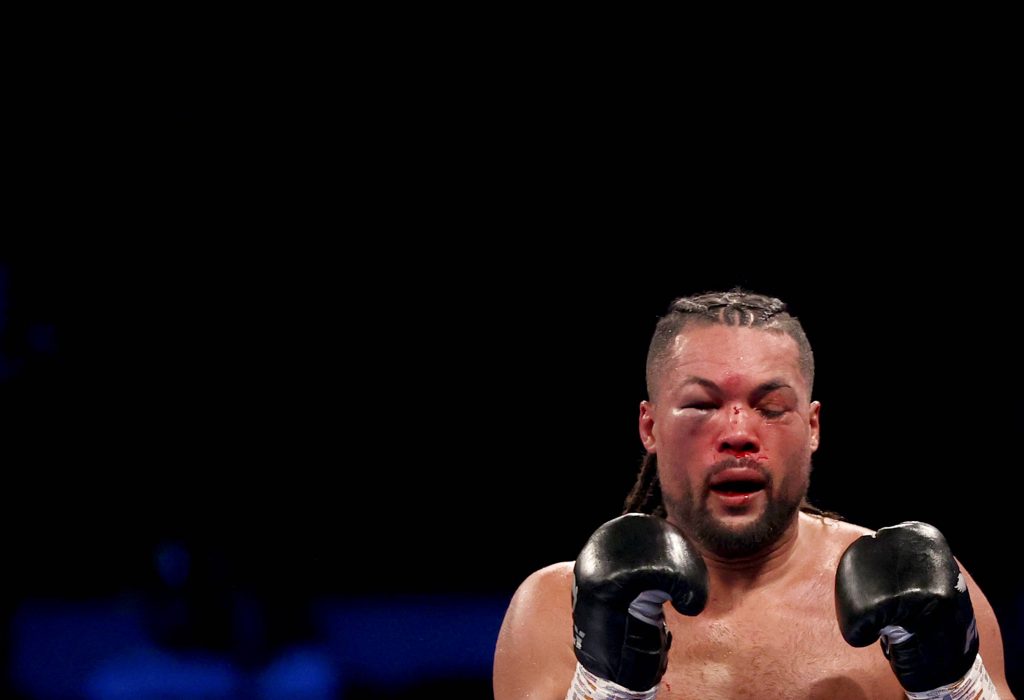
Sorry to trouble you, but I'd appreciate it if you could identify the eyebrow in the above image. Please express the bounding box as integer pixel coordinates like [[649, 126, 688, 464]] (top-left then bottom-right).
[[680, 376, 793, 398]]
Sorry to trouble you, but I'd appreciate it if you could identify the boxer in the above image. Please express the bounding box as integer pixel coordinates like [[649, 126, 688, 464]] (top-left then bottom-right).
[[494, 289, 1014, 699]]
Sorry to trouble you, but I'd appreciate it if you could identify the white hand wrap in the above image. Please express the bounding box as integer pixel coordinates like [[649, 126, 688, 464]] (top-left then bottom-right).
[[902, 654, 1001, 700], [565, 662, 659, 700]]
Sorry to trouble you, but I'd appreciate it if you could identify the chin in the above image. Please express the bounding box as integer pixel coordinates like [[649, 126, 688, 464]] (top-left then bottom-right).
[[672, 495, 801, 559], [713, 511, 765, 529]]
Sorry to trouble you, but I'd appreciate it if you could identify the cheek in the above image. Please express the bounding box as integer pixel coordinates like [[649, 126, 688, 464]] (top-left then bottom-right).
[[765, 422, 811, 453], [658, 416, 707, 447], [658, 467, 694, 502], [778, 442, 813, 486], [657, 426, 703, 471], [656, 419, 721, 487], [656, 448, 701, 496]]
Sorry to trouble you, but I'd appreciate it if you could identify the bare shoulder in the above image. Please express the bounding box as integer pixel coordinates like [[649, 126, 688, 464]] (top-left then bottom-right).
[[515, 561, 574, 606], [493, 562, 576, 700], [799, 512, 874, 564], [499, 561, 574, 628]]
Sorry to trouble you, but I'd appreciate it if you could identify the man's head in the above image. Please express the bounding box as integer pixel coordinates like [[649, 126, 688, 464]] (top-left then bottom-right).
[[645, 290, 815, 402], [627, 289, 822, 559]]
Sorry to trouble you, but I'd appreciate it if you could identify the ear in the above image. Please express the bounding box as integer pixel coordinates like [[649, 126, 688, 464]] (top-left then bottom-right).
[[639, 400, 657, 453], [808, 400, 821, 452]]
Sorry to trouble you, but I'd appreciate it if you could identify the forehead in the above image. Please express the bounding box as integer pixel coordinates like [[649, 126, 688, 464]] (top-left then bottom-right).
[[662, 324, 806, 396]]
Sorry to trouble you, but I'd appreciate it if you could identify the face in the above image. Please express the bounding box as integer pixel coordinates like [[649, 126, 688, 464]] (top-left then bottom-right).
[[639, 324, 821, 558]]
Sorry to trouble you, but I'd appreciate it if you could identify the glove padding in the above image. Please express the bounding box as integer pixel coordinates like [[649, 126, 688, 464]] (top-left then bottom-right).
[[835, 521, 979, 692], [572, 514, 708, 691]]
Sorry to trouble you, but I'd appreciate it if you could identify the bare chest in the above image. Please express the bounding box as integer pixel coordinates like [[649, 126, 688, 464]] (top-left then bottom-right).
[[654, 591, 904, 700]]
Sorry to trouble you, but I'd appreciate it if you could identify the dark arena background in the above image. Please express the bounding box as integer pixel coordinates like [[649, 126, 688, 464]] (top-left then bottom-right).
[[4, 54, 1021, 698], [3, 253, 1021, 699]]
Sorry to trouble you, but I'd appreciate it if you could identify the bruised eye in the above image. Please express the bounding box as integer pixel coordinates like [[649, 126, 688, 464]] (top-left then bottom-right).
[[759, 407, 787, 418], [683, 403, 716, 411]]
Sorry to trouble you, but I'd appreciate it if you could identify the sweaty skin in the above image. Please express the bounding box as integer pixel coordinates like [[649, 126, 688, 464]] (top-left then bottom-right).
[[494, 325, 1014, 699]]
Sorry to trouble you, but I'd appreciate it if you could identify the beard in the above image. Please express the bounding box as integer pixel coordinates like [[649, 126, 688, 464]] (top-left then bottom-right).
[[660, 456, 810, 558]]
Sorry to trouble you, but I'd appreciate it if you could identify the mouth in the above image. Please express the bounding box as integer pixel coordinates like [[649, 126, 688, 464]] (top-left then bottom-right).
[[707, 467, 768, 501]]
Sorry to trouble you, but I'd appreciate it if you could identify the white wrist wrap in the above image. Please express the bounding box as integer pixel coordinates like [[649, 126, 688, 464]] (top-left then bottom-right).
[[565, 662, 658, 700], [903, 654, 1001, 700]]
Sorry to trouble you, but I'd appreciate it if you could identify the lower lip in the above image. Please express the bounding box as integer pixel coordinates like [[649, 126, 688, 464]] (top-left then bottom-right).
[[710, 490, 765, 507]]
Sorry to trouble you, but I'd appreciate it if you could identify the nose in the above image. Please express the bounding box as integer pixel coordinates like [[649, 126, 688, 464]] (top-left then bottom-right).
[[717, 404, 761, 458]]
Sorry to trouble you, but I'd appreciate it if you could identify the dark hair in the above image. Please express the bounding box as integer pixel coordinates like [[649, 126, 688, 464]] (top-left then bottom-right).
[[645, 288, 814, 402], [626, 288, 838, 519]]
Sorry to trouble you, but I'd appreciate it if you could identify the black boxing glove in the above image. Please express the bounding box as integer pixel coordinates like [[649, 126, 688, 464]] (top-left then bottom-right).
[[571, 514, 708, 692], [835, 521, 980, 693]]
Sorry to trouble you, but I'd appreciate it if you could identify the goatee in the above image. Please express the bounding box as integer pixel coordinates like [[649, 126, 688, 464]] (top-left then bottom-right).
[[662, 457, 808, 558]]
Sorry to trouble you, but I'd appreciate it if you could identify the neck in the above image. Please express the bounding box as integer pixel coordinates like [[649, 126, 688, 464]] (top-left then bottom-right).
[[683, 514, 805, 604]]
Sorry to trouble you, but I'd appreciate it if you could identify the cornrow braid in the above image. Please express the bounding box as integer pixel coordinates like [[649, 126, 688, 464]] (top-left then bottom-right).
[[645, 288, 815, 404], [623, 452, 666, 517]]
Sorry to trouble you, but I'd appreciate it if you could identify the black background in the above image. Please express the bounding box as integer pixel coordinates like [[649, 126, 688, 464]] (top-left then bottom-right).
[[5, 39, 1022, 695]]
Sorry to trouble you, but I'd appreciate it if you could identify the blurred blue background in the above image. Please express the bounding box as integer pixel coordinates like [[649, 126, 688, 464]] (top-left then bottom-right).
[[4, 48, 1021, 698]]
